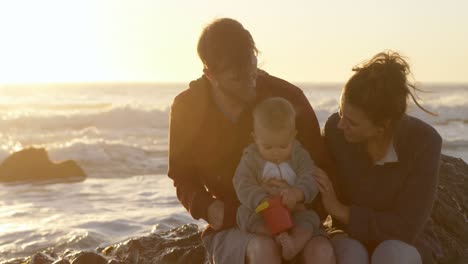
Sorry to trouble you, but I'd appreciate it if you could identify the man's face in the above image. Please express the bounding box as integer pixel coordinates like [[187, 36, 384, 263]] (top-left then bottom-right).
[[210, 55, 258, 105]]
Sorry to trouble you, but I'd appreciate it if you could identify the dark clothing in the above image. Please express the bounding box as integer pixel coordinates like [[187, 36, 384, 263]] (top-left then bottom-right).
[[168, 72, 335, 235], [324, 113, 442, 262]]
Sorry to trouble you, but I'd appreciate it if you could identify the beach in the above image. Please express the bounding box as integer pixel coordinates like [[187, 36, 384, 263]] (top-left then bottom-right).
[[0, 82, 466, 260]]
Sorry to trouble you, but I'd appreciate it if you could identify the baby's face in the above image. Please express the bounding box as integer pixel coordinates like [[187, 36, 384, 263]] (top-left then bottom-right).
[[253, 126, 296, 164]]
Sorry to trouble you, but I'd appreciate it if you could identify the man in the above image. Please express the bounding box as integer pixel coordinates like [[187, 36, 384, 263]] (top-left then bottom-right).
[[168, 18, 336, 264]]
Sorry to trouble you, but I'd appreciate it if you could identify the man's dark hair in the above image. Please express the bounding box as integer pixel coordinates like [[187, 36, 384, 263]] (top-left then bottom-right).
[[197, 18, 258, 74]]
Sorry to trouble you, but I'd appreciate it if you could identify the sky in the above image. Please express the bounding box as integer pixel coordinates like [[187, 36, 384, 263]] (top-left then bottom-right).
[[0, 0, 467, 84]]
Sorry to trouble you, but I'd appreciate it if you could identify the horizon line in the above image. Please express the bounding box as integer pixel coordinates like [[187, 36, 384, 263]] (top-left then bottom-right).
[[2, 80, 468, 86]]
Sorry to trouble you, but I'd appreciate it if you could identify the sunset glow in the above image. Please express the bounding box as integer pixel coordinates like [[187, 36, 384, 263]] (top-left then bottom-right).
[[0, 0, 467, 84]]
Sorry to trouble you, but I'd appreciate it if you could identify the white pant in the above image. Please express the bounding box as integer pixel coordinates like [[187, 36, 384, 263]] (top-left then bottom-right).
[[331, 235, 422, 264]]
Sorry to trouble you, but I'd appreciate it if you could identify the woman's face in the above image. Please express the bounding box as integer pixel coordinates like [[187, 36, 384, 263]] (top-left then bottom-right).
[[337, 97, 383, 143]]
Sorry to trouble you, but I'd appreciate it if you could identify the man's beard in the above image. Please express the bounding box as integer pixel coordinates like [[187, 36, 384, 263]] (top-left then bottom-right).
[[217, 83, 257, 106]]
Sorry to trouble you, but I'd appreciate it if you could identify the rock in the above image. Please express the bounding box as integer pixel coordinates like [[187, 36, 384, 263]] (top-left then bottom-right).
[[51, 260, 70, 264], [1, 155, 467, 264], [69, 251, 107, 264], [29, 252, 55, 264], [422, 155, 468, 263], [99, 224, 207, 264], [0, 225, 206, 264], [0, 148, 86, 183]]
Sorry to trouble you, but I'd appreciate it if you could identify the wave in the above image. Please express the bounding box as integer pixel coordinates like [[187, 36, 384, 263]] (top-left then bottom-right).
[[0, 229, 108, 260], [0, 103, 113, 111], [409, 104, 468, 125], [0, 149, 9, 163], [0, 174, 200, 260], [47, 142, 168, 178], [0, 99, 467, 134], [0, 142, 168, 178], [0, 106, 170, 131], [317, 102, 468, 127], [442, 139, 468, 149], [2, 136, 464, 179]]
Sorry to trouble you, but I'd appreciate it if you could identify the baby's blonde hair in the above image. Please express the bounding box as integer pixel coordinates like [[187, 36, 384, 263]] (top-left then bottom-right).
[[253, 97, 296, 131]]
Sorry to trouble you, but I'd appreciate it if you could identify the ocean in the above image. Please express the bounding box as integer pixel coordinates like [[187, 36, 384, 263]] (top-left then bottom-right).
[[0, 82, 466, 260]]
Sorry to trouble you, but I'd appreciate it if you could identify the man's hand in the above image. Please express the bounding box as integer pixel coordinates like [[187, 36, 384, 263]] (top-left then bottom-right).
[[207, 200, 224, 230]]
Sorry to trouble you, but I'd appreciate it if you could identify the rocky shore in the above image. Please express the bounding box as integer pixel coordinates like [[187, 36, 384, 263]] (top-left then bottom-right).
[[1, 154, 466, 264]]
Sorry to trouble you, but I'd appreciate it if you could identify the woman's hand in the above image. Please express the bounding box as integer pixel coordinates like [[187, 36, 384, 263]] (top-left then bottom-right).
[[314, 167, 349, 224], [280, 188, 299, 210]]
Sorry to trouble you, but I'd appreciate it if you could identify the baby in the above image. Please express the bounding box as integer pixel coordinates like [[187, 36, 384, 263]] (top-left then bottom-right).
[[233, 97, 321, 260]]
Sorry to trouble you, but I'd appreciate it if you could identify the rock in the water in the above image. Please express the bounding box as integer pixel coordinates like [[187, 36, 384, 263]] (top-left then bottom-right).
[[51, 260, 70, 264], [1, 155, 467, 264], [0, 148, 86, 183], [100, 224, 206, 264], [0, 224, 206, 264], [29, 252, 55, 264]]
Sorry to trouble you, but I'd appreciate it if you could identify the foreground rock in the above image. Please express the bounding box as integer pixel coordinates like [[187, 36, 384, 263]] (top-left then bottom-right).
[[0, 148, 86, 183], [1, 155, 466, 264], [1, 224, 206, 264], [424, 155, 468, 263]]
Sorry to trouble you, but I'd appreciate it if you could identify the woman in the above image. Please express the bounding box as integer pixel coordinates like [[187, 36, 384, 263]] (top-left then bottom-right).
[[314, 51, 441, 264]]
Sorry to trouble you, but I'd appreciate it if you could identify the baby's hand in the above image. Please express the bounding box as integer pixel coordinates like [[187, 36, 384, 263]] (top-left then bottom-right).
[[280, 188, 298, 210], [262, 179, 290, 195], [261, 183, 280, 196]]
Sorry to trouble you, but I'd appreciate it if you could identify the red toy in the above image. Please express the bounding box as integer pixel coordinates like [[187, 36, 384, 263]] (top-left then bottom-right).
[[255, 196, 294, 235]]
